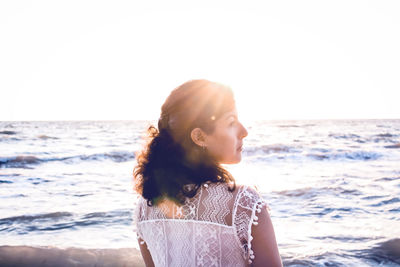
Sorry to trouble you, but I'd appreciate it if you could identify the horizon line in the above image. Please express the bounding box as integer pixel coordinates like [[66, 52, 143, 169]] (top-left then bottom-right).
[[1, 117, 399, 122]]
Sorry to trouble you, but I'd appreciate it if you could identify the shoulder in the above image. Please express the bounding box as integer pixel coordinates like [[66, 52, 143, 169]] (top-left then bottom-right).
[[232, 184, 269, 260], [235, 184, 263, 200], [136, 194, 146, 206], [134, 194, 147, 220], [240, 184, 258, 193], [232, 184, 268, 217], [233, 183, 260, 193]]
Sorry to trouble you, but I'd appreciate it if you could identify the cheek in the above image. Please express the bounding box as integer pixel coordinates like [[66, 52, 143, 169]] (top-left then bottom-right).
[[209, 134, 237, 161]]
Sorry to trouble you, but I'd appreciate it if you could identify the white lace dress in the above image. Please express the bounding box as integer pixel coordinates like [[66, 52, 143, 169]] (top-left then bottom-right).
[[134, 183, 267, 267]]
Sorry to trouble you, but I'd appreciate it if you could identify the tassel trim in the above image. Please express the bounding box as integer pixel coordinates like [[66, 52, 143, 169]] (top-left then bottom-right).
[[248, 200, 267, 264]]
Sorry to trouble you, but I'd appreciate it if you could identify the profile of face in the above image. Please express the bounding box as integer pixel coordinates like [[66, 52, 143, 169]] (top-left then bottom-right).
[[191, 108, 248, 164]]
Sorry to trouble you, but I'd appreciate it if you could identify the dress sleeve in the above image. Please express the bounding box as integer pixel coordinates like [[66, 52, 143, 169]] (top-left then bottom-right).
[[134, 195, 145, 244], [233, 186, 268, 264]]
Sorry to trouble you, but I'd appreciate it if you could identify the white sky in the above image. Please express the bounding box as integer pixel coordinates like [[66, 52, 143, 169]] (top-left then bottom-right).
[[1, 0, 399, 121]]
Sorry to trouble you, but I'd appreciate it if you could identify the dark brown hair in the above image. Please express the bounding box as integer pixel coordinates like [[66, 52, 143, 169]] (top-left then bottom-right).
[[133, 79, 236, 206]]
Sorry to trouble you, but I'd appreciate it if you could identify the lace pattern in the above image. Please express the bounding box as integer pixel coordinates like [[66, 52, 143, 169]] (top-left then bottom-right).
[[198, 183, 232, 224], [233, 186, 267, 264], [134, 183, 267, 266]]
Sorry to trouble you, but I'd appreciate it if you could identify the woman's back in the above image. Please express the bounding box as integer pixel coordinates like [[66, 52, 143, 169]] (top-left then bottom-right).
[[133, 80, 282, 266], [135, 183, 266, 267]]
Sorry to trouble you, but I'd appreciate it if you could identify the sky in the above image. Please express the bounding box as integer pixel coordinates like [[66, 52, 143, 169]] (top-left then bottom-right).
[[1, 0, 399, 121]]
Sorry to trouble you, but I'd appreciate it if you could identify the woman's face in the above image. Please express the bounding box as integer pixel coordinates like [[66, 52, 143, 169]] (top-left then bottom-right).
[[204, 109, 248, 164]]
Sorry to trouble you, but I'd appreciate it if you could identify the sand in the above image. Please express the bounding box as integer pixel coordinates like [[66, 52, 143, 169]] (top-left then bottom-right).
[[0, 246, 145, 267]]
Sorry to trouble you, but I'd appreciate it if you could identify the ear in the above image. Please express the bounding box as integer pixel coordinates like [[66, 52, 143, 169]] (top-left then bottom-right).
[[190, 128, 207, 148]]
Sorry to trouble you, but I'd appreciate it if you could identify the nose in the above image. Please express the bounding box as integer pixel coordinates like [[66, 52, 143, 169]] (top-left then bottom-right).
[[239, 123, 248, 139]]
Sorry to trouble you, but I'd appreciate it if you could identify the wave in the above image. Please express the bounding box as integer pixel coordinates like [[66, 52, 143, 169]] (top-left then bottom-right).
[[376, 133, 396, 138], [275, 186, 363, 198], [27, 177, 51, 184], [0, 173, 20, 177], [352, 238, 400, 265], [244, 144, 296, 155], [0, 130, 17, 135], [5, 149, 381, 167], [278, 124, 300, 128], [310, 235, 373, 242], [77, 151, 134, 163], [328, 132, 400, 145], [0, 151, 135, 168], [0, 174, 51, 186], [371, 133, 399, 144], [4, 241, 396, 267], [328, 133, 368, 144], [0, 246, 144, 267], [276, 123, 316, 128], [370, 197, 400, 207], [375, 177, 400, 182], [362, 195, 388, 200], [306, 150, 382, 161], [0, 232, 398, 267], [0, 212, 74, 225], [37, 135, 59, 140], [275, 187, 319, 198], [244, 143, 383, 162], [283, 251, 355, 267], [329, 133, 361, 139], [385, 143, 400, 149], [283, 239, 400, 266], [2, 194, 27, 198], [0, 210, 132, 233], [0, 156, 41, 168]]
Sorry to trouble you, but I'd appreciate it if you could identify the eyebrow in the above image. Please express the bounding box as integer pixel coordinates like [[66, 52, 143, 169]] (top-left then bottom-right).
[[224, 114, 237, 121]]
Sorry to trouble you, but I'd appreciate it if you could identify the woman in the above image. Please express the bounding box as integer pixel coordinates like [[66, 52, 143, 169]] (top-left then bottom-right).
[[133, 80, 282, 267]]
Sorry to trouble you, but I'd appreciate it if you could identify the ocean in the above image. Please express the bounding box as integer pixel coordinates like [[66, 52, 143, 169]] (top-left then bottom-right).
[[1, 119, 399, 266]]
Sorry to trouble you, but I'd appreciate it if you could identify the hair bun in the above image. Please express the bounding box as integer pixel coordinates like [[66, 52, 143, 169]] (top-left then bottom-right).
[[158, 113, 170, 130]]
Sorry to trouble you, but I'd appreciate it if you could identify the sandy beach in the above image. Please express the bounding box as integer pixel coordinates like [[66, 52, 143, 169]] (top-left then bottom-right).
[[0, 246, 145, 267]]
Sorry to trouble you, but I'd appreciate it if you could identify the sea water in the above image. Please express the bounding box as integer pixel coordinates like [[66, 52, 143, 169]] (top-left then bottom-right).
[[1, 120, 399, 266]]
